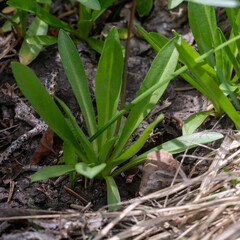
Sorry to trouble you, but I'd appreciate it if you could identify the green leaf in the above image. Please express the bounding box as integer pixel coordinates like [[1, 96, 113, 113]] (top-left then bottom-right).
[[188, 2, 217, 57], [103, 114, 164, 176], [175, 42, 240, 127], [105, 176, 121, 210], [63, 141, 76, 187], [7, 0, 79, 35], [26, 35, 58, 45], [63, 141, 76, 166], [89, 34, 240, 143], [226, 8, 240, 31], [110, 36, 180, 160], [11, 62, 86, 160], [112, 132, 224, 177], [75, 162, 106, 178], [135, 25, 168, 52], [31, 165, 75, 182], [187, 0, 239, 8], [86, 37, 104, 54], [110, 114, 164, 165], [58, 30, 97, 140], [168, 0, 184, 9], [92, 0, 115, 22], [19, 17, 48, 65], [182, 111, 213, 135], [98, 136, 118, 163], [77, 19, 93, 38], [137, 0, 153, 17], [77, 0, 101, 10], [54, 96, 97, 163], [36, 0, 52, 4], [95, 27, 123, 148]]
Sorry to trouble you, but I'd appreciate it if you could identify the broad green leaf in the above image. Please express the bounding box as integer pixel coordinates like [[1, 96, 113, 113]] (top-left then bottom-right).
[[188, 2, 217, 57], [7, 0, 79, 35], [137, 0, 153, 17], [103, 114, 164, 176], [95, 27, 123, 148], [58, 30, 97, 141], [77, 0, 100, 10], [31, 165, 75, 182], [19, 17, 48, 65], [110, 36, 180, 160], [89, 34, 240, 143], [26, 35, 58, 45], [187, 0, 239, 8], [12, 62, 86, 160], [175, 42, 240, 127], [54, 96, 97, 163], [168, 0, 184, 9], [92, 0, 115, 22], [182, 111, 213, 135], [112, 132, 224, 177], [105, 176, 121, 210], [75, 162, 106, 178]]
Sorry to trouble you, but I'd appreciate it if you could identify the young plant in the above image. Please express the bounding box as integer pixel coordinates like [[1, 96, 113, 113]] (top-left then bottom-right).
[[12, 27, 223, 208], [137, 2, 240, 133], [2, 0, 116, 64]]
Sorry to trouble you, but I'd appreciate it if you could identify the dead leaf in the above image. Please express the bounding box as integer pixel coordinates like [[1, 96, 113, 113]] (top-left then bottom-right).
[[30, 127, 57, 164], [139, 150, 186, 196]]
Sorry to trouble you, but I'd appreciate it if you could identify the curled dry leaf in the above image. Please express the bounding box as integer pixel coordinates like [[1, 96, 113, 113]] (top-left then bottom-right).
[[30, 127, 57, 164], [139, 149, 186, 196]]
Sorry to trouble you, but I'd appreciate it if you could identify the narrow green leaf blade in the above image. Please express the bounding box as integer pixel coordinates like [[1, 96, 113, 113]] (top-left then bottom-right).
[[26, 35, 58, 45], [55, 96, 97, 163], [168, 0, 184, 9], [175, 42, 240, 127], [182, 111, 213, 136], [63, 141, 76, 166], [95, 27, 123, 147], [137, 0, 153, 17], [58, 30, 97, 139], [75, 162, 106, 178], [31, 165, 75, 182], [105, 176, 121, 210], [188, 2, 217, 56], [19, 17, 48, 65]]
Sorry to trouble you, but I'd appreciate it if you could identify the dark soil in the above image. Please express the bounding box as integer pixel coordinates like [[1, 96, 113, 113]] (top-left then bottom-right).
[[0, 0, 233, 238]]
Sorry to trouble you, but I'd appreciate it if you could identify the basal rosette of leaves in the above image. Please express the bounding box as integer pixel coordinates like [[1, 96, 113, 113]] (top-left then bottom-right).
[[12, 27, 223, 208]]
